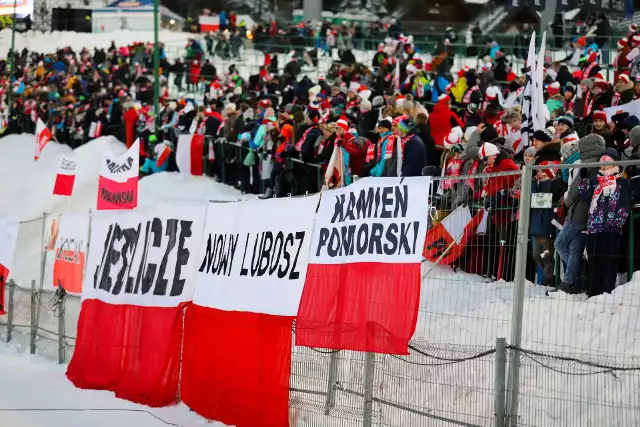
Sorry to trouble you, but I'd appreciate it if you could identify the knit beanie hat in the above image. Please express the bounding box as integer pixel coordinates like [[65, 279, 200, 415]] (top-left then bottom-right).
[[554, 115, 574, 128], [630, 125, 640, 148], [479, 142, 500, 158], [524, 146, 536, 156], [580, 79, 594, 90], [336, 115, 349, 132], [592, 110, 607, 123], [532, 129, 553, 143]]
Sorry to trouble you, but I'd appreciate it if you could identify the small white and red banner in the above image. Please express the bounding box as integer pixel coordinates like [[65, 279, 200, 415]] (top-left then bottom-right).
[[53, 156, 76, 196], [182, 195, 319, 427], [296, 177, 432, 355], [96, 139, 139, 211], [34, 118, 53, 161], [423, 205, 487, 265], [51, 213, 89, 294], [176, 133, 204, 176], [0, 216, 19, 315], [67, 201, 207, 406], [88, 121, 103, 139]]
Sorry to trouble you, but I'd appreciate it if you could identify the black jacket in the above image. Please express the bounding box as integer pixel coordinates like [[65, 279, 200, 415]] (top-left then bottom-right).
[[534, 142, 562, 165]]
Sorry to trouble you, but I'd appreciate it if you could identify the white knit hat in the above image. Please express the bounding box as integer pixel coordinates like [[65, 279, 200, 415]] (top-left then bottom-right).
[[444, 126, 464, 149], [479, 142, 499, 158]]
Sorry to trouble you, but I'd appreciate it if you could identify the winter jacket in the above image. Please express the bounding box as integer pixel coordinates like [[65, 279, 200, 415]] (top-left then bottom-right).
[[564, 134, 606, 226], [414, 123, 439, 167], [529, 176, 566, 237], [452, 145, 484, 208], [579, 172, 630, 235], [545, 95, 564, 116], [483, 150, 519, 224], [428, 99, 464, 150]]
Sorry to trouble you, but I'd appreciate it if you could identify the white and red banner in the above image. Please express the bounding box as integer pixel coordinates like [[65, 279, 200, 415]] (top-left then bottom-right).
[[0, 216, 19, 315], [88, 121, 103, 139], [96, 139, 139, 210], [50, 213, 89, 294], [296, 177, 432, 355], [67, 201, 206, 406], [34, 118, 53, 161], [176, 133, 204, 176], [182, 196, 318, 427], [199, 15, 220, 32], [53, 156, 76, 196]]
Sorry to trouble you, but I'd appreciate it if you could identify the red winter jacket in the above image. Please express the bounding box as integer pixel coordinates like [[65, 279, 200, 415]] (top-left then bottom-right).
[[428, 100, 464, 150], [189, 62, 201, 84], [340, 134, 365, 177]]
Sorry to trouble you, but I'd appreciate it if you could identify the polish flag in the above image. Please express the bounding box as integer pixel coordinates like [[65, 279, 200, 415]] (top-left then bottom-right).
[[53, 156, 76, 196], [96, 139, 139, 210], [0, 216, 19, 315], [182, 196, 318, 427], [296, 177, 432, 355], [34, 118, 53, 161], [176, 133, 204, 176], [155, 142, 172, 169], [423, 206, 486, 265], [89, 121, 103, 138], [66, 202, 207, 407]]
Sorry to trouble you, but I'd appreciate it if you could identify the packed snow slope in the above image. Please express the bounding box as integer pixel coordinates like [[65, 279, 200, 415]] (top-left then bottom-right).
[[0, 348, 221, 427], [0, 134, 243, 220]]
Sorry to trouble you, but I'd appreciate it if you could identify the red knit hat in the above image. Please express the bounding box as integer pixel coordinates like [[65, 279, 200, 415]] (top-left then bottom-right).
[[592, 110, 607, 123], [336, 115, 349, 132], [547, 81, 560, 96], [538, 160, 559, 180], [618, 73, 631, 85]]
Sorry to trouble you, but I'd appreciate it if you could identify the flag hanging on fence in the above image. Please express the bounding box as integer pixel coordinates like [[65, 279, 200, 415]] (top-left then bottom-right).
[[296, 177, 432, 355], [34, 118, 53, 161], [66, 201, 206, 407], [423, 206, 487, 265], [520, 31, 537, 149], [176, 133, 204, 176], [53, 156, 76, 196], [96, 139, 139, 210], [0, 216, 19, 315], [182, 196, 318, 427], [52, 212, 89, 294]]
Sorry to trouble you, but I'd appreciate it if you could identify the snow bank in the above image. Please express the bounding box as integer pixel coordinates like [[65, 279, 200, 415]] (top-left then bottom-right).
[[0, 29, 193, 56]]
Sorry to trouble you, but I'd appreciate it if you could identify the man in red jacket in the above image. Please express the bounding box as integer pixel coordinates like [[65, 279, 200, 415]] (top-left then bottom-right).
[[428, 94, 464, 153]]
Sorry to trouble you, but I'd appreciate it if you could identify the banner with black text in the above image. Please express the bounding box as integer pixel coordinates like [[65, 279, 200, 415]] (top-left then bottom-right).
[[296, 177, 432, 354], [67, 200, 206, 406], [182, 196, 318, 427]]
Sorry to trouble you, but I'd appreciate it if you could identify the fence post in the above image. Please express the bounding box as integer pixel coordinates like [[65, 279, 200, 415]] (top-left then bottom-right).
[[506, 165, 532, 427], [6, 280, 15, 343], [324, 350, 339, 415], [495, 337, 507, 427], [29, 279, 37, 355], [35, 212, 47, 335], [363, 352, 375, 427], [57, 290, 65, 364]]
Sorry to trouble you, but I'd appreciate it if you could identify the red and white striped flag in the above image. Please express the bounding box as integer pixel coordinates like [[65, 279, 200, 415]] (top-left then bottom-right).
[[296, 177, 432, 355], [89, 121, 103, 139], [34, 118, 53, 161], [423, 206, 486, 265], [176, 133, 204, 176], [96, 139, 139, 210], [53, 156, 76, 196]]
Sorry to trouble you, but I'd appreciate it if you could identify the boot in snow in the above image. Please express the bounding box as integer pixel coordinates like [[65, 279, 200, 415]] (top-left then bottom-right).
[[259, 188, 274, 199]]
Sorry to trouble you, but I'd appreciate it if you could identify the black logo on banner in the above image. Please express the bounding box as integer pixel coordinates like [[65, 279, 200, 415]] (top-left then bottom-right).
[[106, 156, 134, 174], [101, 188, 135, 205], [316, 184, 420, 257], [93, 218, 193, 296], [199, 231, 305, 280]]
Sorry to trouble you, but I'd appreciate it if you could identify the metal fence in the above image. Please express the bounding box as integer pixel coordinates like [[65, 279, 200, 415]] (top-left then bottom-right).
[[2, 159, 640, 426]]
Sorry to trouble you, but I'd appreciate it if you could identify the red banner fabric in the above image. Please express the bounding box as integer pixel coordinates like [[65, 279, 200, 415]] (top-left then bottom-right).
[[0, 264, 8, 315], [181, 305, 293, 427], [296, 262, 421, 355], [66, 299, 185, 407], [96, 175, 138, 210]]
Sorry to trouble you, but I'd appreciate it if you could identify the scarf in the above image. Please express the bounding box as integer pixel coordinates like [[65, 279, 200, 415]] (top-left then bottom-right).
[[589, 168, 621, 215], [442, 158, 464, 191], [294, 125, 317, 152], [582, 62, 598, 81]]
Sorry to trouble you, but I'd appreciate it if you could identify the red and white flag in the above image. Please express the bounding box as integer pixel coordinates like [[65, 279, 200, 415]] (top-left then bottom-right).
[[176, 133, 204, 176], [96, 139, 139, 210], [34, 118, 53, 161], [53, 156, 76, 196], [423, 206, 486, 265], [88, 121, 103, 139], [0, 216, 19, 315], [67, 201, 207, 406], [182, 196, 318, 427], [296, 177, 432, 355]]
